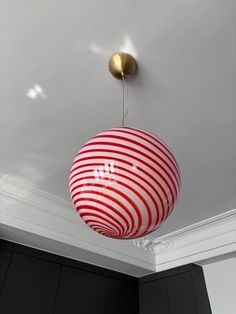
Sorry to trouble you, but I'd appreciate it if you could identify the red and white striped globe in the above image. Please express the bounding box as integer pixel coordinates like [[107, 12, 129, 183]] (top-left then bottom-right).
[[69, 127, 180, 239]]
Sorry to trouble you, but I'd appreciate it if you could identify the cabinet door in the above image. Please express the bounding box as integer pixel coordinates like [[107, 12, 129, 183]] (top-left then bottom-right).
[[54, 266, 101, 314], [192, 270, 212, 314], [100, 276, 138, 314], [0, 252, 60, 314], [0, 248, 11, 292], [167, 272, 198, 314], [139, 279, 169, 314]]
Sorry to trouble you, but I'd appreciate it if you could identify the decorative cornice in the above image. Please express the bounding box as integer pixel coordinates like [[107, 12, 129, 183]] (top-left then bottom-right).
[[1, 174, 235, 274], [133, 208, 236, 271], [0, 174, 81, 224], [0, 174, 155, 272], [134, 209, 236, 251], [134, 237, 177, 253]]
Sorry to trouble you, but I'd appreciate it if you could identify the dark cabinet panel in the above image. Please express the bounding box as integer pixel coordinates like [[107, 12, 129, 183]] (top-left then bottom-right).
[[0, 248, 11, 292], [100, 276, 138, 314], [0, 252, 60, 314], [0, 240, 212, 314], [167, 272, 198, 314], [192, 270, 212, 314], [139, 279, 169, 314], [54, 266, 101, 314]]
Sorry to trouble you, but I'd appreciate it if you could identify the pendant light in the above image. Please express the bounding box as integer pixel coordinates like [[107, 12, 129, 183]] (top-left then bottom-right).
[[69, 53, 181, 239]]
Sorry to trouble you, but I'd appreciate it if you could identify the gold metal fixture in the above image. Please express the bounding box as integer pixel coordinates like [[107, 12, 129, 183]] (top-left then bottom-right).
[[109, 52, 137, 80]]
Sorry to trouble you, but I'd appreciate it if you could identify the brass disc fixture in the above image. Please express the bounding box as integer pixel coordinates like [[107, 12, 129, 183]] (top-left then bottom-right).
[[109, 52, 137, 80]]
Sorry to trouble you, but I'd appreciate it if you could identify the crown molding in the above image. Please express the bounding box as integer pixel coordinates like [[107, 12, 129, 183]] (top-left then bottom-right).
[[1, 174, 235, 274], [134, 208, 236, 272], [0, 174, 155, 272]]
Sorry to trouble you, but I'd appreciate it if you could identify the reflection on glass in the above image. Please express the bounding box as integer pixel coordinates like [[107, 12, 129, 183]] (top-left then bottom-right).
[[93, 161, 117, 183]]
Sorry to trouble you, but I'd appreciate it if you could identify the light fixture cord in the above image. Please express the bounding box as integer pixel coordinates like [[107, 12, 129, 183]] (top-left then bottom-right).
[[121, 76, 129, 126]]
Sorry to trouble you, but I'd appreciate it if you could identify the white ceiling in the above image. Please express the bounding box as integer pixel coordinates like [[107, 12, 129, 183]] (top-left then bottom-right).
[[1, 0, 236, 241]]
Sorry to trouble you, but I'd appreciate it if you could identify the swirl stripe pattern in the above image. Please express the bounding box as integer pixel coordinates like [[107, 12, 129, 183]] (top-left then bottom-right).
[[69, 127, 180, 239]]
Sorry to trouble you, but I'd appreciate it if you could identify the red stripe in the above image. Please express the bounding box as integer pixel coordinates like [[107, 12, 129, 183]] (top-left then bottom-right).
[[92, 228, 109, 237], [75, 149, 176, 205], [80, 212, 121, 236], [81, 142, 179, 199], [91, 134, 180, 185], [93, 229, 107, 236], [124, 126, 181, 175], [71, 169, 161, 227], [70, 162, 165, 219], [93, 230, 108, 237], [71, 155, 170, 210], [97, 128, 180, 176], [82, 216, 120, 236], [93, 230, 107, 236], [85, 220, 117, 235], [77, 204, 125, 235], [73, 189, 135, 236], [76, 197, 130, 236], [72, 183, 143, 237], [72, 175, 152, 233], [91, 225, 116, 237], [90, 224, 114, 234]]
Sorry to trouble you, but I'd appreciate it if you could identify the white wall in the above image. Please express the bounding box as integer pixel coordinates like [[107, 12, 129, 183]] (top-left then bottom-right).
[[203, 257, 236, 314]]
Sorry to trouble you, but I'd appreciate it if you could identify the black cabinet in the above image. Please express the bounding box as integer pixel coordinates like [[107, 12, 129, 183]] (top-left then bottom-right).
[[139, 278, 169, 314], [0, 248, 11, 292], [139, 265, 211, 314], [54, 266, 138, 314], [0, 240, 211, 314], [167, 272, 198, 314], [0, 252, 60, 314], [0, 240, 138, 314], [100, 276, 138, 314], [192, 268, 212, 314], [54, 266, 101, 314]]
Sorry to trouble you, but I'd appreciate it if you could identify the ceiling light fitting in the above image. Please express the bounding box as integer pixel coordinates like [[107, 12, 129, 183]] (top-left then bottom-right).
[[69, 52, 181, 240]]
